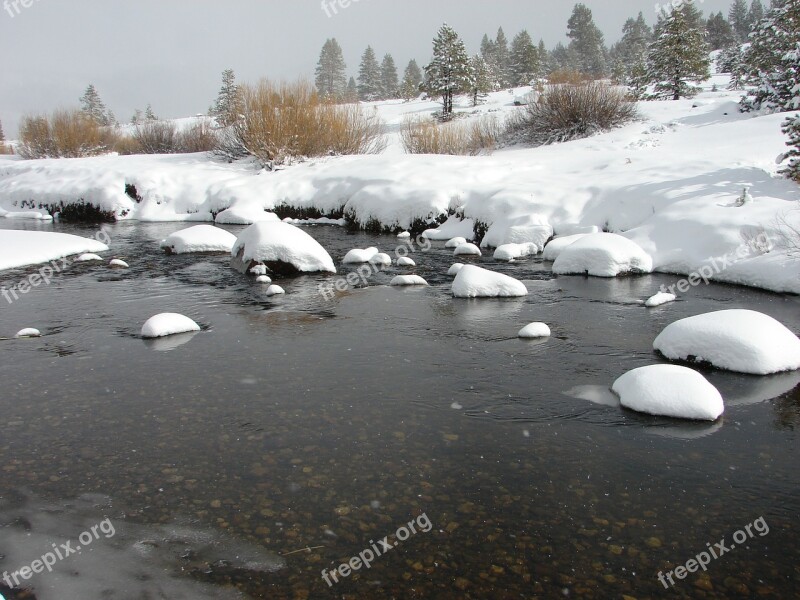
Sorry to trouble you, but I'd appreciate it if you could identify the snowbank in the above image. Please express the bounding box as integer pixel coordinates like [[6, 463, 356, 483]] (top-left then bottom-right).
[[141, 313, 201, 339], [612, 364, 724, 421], [0, 230, 109, 271], [215, 206, 280, 225], [422, 217, 474, 241], [653, 309, 800, 375], [160, 225, 237, 254], [552, 233, 653, 277], [452, 265, 528, 298], [232, 221, 336, 274], [481, 214, 552, 249]]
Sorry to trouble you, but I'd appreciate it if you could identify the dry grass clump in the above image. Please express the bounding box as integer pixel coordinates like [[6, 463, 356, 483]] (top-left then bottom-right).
[[400, 115, 501, 155]]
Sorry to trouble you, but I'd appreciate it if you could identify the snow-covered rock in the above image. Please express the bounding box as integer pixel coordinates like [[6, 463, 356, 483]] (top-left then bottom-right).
[[653, 309, 800, 375], [494, 242, 539, 262], [612, 364, 724, 421], [454, 243, 482, 257], [445, 237, 467, 248], [141, 313, 201, 339], [481, 214, 552, 249], [343, 247, 379, 264], [397, 231, 411, 239], [75, 253, 103, 262], [0, 230, 109, 271], [542, 234, 588, 261], [255, 275, 272, 284], [390, 275, 428, 286], [369, 253, 392, 266], [249, 264, 268, 276], [452, 265, 528, 298], [552, 233, 653, 277], [215, 206, 280, 225], [160, 225, 237, 255], [0, 207, 53, 221], [518, 323, 551, 338], [448, 263, 465, 276], [397, 257, 415, 266], [232, 221, 336, 275], [265, 285, 285, 296], [109, 259, 129, 268], [645, 292, 677, 307], [15, 328, 41, 338], [422, 216, 474, 241]]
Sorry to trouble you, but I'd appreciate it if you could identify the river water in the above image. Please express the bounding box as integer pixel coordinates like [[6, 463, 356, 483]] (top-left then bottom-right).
[[0, 221, 798, 599]]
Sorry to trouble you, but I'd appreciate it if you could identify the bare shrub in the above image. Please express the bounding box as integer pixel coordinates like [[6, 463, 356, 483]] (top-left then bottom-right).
[[400, 115, 501, 155], [133, 120, 179, 154], [547, 70, 594, 85], [178, 118, 218, 153], [18, 110, 117, 159], [224, 79, 386, 169], [507, 82, 638, 146], [775, 205, 800, 256], [113, 135, 142, 155]]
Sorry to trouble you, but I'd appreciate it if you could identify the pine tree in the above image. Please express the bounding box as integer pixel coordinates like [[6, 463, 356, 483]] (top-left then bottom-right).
[[645, 3, 711, 100], [748, 0, 766, 29], [509, 30, 540, 86], [422, 23, 473, 118], [538, 40, 549, 76], [380, 54, 399, 99], [480, 33, 497, 81], [740, 0, 800, 111], [131, 109, 143, 125], [567, 3, 608, 77], [719, 44, 747, 88], [80, 84, 110, 126], [315, 39, 348, 101], [0, 119, 5, 143], [400, 59, 423, 100], [357, 46, 382, 101], [781, 113, 800, 181], [550, 42, 579, 72], [707, 12, 736, 49], [346, 77, 359, 102], [730, 0, 751, 41], [612, 12, 653, 85], [145, 104, 158, 121], [494, 27, 511, 87], [469, 55, 493, 106], [210, 69, 241, 126]]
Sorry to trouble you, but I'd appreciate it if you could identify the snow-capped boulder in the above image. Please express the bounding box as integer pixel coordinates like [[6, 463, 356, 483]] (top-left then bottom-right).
[[265, 285, 285, 296], [653, 309, 800, 375], [160, 225, 237, 255], [250, 264, 268, 276], [232, 221, 336, 275], [645, 292, 677, 308], [422, 216, 474, 241], [448, 263, 465, 276], [75, 253, 103, 262], [397, 231, 411, 239], [454, 243, 482, 257], [552, 233, 653, 277], [343, 247, 380, 264], [445, 237, 467, 249], [481, 214, 553, 249], [494, 242, 539, 262], [369, 253, 392, 267], [612, 364, 724, 421], [215, 206, 280, 225], [15, 328, 41, 338], [542, 234, 588, 261], [397, 257, 415, 266], [518, 323, 551, 338], [109, 259, 129, 268], [141, 313, 201, 339], [390, 275, 428, 286], [256, 275, 272, 284], [452, 265, 528, 298]]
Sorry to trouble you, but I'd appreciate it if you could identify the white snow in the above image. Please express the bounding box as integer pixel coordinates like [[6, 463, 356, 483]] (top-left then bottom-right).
[[552, 233, 653, 277], [15, 328, 41, 338], [422, 216, 475, 241], [454, 243, 482, 257], [542, 234, 588, 261], [612, 364, 724, 421], [249, 264, 268, 276], [232, 221, 336, 273], [518, 322, 551, 338], [215, 206, 280, 225], [0, 207, 53, 221], [397, 257, 415, 266], [75, 253, 103, 262], [141, 313, 201, 339], [390, 275, 428, 286], [645, 291, 677, 307], [445, 236, 467, 248], [481, 214, 553, 249], [265, 285, 285, 296], [0, 230, 108, 271], [159, 225, 237, 254], [369, 253, 392, 266], [397, 231, 411, 239], [452, 265, 528, 298], [494, 242, 539, 262], [109, 259, 129, 268], [282, 217, 346, 226], [448, 263, 465, 276], [343, 247, 379, 264], [255, 275, 272, 284], [653, 309, 800, 375]]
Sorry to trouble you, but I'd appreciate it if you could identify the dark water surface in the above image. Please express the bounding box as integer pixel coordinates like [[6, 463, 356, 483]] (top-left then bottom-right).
[[0, 221, 799, 599]]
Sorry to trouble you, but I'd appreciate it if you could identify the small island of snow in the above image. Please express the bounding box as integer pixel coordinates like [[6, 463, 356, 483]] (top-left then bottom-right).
[[552, 233, 653, 277], [452, 265, 528, 298], [141, 313, 201, 339], [160, 225, 237, 255], [232, 221, 336, 275]]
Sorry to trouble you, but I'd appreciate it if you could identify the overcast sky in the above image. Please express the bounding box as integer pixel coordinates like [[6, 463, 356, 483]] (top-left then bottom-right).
[[0, 0, 732, 136]]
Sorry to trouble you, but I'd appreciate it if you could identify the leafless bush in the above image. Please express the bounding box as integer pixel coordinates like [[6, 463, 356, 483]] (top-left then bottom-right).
[[133, 120, 180, 154], [178, 118, 218, 153], [775, 205, 800, 256], [400, 115, 501, 155], [507, 82, 639, 147], [547, 70, 594, 85], [17, 110, 117, 159]]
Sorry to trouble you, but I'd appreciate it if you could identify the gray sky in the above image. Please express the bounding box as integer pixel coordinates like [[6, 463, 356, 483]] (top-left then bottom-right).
[[0, 0, 732, 136]]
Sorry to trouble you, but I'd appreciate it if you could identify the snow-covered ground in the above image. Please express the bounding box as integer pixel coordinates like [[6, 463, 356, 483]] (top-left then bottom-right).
[[0, 230, 109, 271], [0, 79, 798, 293]]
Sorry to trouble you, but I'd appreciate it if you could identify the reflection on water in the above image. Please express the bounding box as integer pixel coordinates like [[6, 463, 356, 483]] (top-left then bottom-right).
[[0, 221, 799, 599]]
